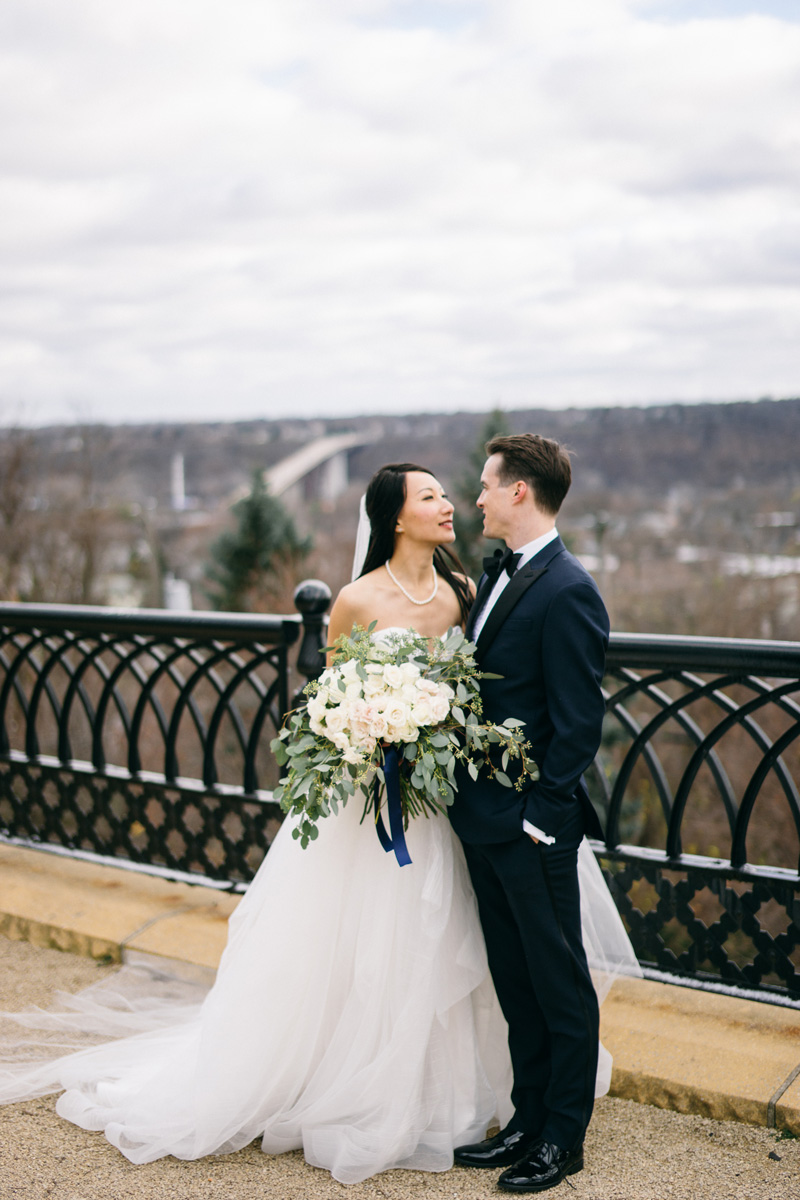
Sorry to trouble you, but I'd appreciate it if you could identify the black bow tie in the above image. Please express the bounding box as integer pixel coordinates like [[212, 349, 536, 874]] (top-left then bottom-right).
[[483, 548, 521, 581]]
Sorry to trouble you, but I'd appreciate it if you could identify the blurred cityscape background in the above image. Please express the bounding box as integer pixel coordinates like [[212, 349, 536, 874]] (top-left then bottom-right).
[[2, 395, 799, 641]]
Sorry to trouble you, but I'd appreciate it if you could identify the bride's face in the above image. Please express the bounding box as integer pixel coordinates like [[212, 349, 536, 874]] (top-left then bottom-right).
[[396, 472, 455, 548]]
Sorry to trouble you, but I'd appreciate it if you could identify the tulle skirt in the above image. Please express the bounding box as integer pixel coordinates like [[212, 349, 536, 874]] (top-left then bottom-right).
[[0, 799, 636, 1183]]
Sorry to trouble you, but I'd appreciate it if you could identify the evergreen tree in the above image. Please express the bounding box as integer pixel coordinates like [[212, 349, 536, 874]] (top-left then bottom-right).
[[453, 408, 510, 577], [205, 470, 311, 611]]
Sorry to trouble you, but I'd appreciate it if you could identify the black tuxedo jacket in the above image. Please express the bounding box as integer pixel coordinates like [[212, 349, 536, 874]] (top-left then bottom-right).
[[450, 536, 608, 844]]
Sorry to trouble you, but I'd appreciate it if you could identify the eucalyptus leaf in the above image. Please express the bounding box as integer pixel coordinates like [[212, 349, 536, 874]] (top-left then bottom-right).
[[441, 779, 455, 800]]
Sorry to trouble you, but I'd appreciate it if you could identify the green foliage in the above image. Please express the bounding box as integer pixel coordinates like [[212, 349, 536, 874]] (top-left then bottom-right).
[[453, 407, 511, 576], [205, 469, 311, 611]]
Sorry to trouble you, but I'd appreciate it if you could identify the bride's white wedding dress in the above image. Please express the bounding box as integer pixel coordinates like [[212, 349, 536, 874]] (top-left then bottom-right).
[[0, 630, 638, 1185]]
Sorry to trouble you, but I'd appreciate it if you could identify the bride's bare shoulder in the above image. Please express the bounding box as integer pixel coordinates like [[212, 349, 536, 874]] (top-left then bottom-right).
[[333, 568, 387, 611], [327, 569, 389, 645]]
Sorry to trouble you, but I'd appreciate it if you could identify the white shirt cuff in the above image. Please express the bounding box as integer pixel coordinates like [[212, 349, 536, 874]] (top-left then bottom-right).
[[523, 819, 555, 845]]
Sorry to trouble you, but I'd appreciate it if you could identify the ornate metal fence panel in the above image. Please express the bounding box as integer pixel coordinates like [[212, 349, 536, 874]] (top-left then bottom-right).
[[0, 587, 330, 886], [590, 634, 800, 1003], [2, 603, 799, 1002]]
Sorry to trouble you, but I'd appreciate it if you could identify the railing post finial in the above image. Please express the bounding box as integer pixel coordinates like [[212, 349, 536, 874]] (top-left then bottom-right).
[[293, 579, 332, 687]]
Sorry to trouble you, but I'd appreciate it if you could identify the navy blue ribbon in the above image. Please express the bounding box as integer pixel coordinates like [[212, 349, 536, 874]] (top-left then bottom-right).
[[373, 745, 412, 867]]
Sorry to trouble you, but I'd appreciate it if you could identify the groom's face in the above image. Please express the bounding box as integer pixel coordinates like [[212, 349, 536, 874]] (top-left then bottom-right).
[[477, 454, 515, 541]]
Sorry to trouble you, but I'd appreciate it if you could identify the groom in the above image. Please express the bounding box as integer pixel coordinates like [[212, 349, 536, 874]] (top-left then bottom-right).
[[450, 434, 609, 1193]]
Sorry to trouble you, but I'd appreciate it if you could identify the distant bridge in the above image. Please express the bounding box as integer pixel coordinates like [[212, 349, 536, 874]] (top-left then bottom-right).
[[226, 431, 377, 510], [266, 432, 372, 504]]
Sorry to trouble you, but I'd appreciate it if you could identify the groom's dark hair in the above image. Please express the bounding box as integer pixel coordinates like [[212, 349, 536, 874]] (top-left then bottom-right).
[[485, 434, 572, 516]]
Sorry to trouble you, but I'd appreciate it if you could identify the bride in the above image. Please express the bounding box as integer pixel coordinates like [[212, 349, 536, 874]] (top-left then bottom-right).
[[0, 463, 637, 1185]]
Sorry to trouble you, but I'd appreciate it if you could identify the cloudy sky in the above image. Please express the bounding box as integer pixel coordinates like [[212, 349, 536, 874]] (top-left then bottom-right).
[[2, 0, 799, 427]]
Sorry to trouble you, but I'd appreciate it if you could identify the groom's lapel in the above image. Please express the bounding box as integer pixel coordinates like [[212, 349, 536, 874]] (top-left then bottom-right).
[[474, 564, 546, 661], [466, 572, 495, 640], [474, 538, 565, 662]]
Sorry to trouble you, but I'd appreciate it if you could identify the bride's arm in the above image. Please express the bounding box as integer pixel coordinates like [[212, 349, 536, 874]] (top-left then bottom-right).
[[453, 572, 477, 631]]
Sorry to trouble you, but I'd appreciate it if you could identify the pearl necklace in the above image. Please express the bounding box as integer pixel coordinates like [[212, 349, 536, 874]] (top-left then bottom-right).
[[384, 560, 439, 606]]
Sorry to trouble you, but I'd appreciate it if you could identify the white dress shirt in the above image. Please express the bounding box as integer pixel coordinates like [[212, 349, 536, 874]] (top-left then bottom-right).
[[472, 528, 560, 844]]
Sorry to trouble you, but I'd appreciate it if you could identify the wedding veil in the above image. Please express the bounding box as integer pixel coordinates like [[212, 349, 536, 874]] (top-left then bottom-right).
[[351, 494, 371, 581]]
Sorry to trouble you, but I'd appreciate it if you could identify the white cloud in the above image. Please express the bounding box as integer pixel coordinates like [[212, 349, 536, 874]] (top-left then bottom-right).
[[1, 0, 799, 426]]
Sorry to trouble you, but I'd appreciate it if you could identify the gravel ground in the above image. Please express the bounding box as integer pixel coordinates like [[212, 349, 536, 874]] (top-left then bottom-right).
[[1, 936, 798, 1200]]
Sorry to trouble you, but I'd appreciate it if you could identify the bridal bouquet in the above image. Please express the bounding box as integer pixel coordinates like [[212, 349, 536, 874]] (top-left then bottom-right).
[[271, 624, 538, 861]]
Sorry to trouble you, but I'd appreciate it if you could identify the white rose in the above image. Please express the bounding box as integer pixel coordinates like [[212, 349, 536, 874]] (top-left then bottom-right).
[[351, 697, 383, 728], [416, 677, 439, 695], [348, 698, 371, 726], [368, 712, 389, 740], [308, 716, 327, 737], [384, 700, 410, 729], [349, 722, 369, 745], [411, 695, 435, 726], [429, 694, 451, 723], [400, 661, 421, 684], [382, 663, 404, 689], [324, 680, 346, 703], [308, 691, 330, 716], [308, 715, 326, 738], [324, 707, 348, 735], [400, 681, 421, 705]]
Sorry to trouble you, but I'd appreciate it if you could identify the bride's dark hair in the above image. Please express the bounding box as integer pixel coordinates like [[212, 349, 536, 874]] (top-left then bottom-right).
[[359, 463, 472, 624]]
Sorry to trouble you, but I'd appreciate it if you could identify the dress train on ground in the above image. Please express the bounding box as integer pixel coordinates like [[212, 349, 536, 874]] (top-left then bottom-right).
[[0, 798, 637, 1183]]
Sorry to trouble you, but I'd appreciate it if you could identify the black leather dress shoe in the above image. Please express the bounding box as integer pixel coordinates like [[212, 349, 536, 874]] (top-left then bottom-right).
[[453, 1126, 541, 1168], [497, 1138, 584, 1192]]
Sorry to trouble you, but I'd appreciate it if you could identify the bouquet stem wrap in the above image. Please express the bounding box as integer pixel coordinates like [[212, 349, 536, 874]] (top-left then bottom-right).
[[373, 745, 412, 867]]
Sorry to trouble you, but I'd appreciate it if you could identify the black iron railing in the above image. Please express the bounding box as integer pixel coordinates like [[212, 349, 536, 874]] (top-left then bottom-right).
[[592, 633, 800, 1003], [1, 601, 799, 1001], [0, 584, 330, 885]]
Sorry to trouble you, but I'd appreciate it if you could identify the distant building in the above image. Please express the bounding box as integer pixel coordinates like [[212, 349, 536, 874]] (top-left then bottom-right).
[[171, 453, 187, 511]]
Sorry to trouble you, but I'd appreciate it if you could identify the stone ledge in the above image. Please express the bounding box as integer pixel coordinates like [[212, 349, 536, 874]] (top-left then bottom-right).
[[0, 842, 238, 970], [601, 974, 800, 1134]]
